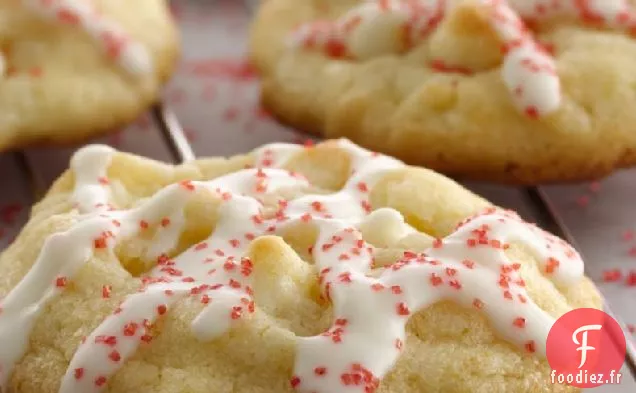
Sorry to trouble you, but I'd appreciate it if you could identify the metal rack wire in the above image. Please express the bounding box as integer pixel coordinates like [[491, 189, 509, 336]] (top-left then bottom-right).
[[5, 0, 636, 386]]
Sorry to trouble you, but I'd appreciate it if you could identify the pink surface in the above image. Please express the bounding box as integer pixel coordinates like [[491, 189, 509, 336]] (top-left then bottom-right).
[[0, 0, 634, 390]]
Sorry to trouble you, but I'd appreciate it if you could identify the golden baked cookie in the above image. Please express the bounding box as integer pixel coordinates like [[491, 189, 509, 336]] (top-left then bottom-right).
[[0, 139, 600, 392], [0, 0, 179, 152], [249, 0, 636, 184]]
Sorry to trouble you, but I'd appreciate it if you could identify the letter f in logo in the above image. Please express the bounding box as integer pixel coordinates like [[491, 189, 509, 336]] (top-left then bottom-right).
[[572, 324, 602, 368]]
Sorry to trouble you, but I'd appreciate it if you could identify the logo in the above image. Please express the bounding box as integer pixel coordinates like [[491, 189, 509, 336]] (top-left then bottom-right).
[[546, 308, 626, 388], [572, 324, 602, 368]]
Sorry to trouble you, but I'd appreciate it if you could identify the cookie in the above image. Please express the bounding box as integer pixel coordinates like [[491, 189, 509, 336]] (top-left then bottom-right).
[[0, 0, 179, 152], [249, 0, 636, 184], [0, 139, 600, 392]]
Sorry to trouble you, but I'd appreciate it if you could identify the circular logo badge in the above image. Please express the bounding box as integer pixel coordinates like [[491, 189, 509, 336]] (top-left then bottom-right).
[[546, 308, 626, 388]]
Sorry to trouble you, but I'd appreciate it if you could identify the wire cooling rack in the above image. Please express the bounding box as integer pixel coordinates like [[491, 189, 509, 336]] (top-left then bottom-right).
[[4, 0, 636, 388]]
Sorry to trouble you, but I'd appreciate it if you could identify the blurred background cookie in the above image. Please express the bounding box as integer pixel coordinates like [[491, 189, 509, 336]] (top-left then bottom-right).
[[0, 0, 179, 152], [249, 0, 636, 184]]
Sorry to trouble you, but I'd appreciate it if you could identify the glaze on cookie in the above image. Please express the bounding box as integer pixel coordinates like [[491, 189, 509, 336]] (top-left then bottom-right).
[[15, 0, 153, 75], [288, 0, 636, 118], [0, 139, 599, 392], [250, 0, 636, 183], [0, 0, 178, 151]]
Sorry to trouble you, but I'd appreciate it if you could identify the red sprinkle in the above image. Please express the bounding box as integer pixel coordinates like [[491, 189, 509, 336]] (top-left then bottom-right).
[[179, 180, 195, 191], [371, 283, 385, 292], [448, 279, 462, 290], [525, 106, 539, 119], [102, 285, 112, 299], [94, 236, 108, 249], [108, 350, 121, 362], [335, 318, 348, 326], [589, 181, 601, 193], [430, 59, 473, 75], [123, 323, 138, 337], [545, 257, 560, 274], [55, 276, 68, 288], [525, 340, 536, 353], [339, 272, 352, 283], [95, 376, 107, 387], [513, 317, 526, 328], [74, 368, 84, 380], [311, 201, 324, 212], [390, 285, 403, 294], [325, 38, 347, 58], [602, 269, 622, 283], [314, 367, 327, 376], [462, 260, 475, 269], [231, 306, 243, 320], [576, 195, 590, 208], [194, 242, 208, 251], [95, 335, 117, 346], [229, 279, 241, 289], [360, 200, 373, 213], [396, 302, 410, 316]]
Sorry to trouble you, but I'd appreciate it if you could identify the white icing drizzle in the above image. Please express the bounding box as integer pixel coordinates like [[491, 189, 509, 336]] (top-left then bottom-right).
[[70, 144, 116, 213], [288, 0, 636, 118], [0, 139, 585, 393], [17, 0, 152, 75]]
